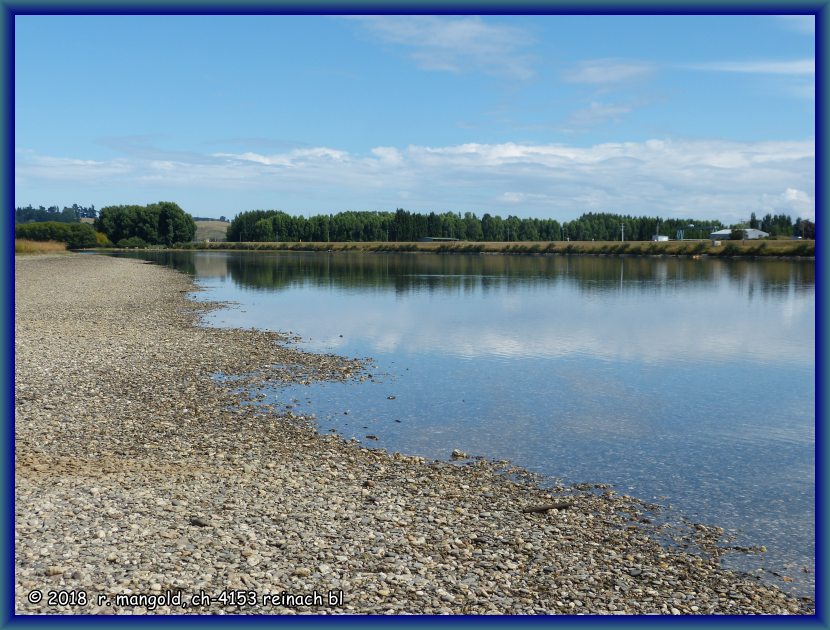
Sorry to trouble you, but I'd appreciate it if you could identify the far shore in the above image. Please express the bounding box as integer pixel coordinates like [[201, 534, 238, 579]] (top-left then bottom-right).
[[98, 238, 816, 259]]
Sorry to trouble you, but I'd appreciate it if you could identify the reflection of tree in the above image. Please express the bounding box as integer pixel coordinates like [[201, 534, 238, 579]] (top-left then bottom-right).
[[113, 251, 814, 298]]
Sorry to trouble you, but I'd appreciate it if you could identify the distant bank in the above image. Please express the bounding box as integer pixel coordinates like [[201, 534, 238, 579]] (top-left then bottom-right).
[[167, 238, 815, 258]]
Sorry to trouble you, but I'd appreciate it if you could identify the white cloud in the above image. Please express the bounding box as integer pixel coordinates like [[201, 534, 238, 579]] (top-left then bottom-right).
[[15, 138, 814, 223], [345, 16, 535, 79], [14, 148, 133, 181], [212, 147, 348, 167], [683, 59, 814, 75], [371, 146, 404, 165], [563, 101, 633, 129], [500, 191, 555, 204], [772, 188, 815, 221], [563, 59, 655, 84]]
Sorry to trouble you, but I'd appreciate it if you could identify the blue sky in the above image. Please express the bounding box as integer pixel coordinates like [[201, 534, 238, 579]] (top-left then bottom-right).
[[14, 14, 815, 223]]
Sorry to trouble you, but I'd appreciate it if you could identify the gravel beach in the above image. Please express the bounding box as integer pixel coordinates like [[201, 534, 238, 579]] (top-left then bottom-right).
[[14, 253, 814, 615]]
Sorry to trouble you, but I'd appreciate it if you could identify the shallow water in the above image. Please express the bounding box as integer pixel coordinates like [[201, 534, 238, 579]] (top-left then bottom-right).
[[111, 250, 815, 596]]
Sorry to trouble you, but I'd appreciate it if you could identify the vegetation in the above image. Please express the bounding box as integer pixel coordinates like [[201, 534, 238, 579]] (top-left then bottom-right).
[[177, 238, 813, 258], [95, 231, 113, 247], [794, 219, 816, 239], [15, 221, 98, 249], [15, 239, 68, 254], [227, 209, 726, 243], [95, 202, 197, 246], [192, 215, 229, 222], [116, 236, 149, 248], [15, 203, 97, 223]]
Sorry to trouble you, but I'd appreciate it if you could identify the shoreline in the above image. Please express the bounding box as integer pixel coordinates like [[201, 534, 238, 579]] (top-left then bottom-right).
[[96, 237, 816, 260], [14, 253, 814, 615]]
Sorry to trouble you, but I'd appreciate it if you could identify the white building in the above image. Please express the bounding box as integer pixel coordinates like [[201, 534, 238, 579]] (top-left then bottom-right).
[[709, 228, 769, 240], [651, 235, 669, 242]]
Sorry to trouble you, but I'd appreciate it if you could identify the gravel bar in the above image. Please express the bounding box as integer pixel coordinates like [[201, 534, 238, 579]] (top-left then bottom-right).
[[14, 253, 814, 615]]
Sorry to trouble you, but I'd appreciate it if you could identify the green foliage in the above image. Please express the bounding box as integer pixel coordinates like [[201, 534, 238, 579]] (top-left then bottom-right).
[[116, 237, 148, 248], [95, 202, 196, 245], [15, 221, 97, 249], [759, 213, 793, 236], [227, 209, 727, 244], [15, 203, 97, 223], [794, 219, 815, 240], [192, 215, 229, 222], [731, 229, 746, 241]]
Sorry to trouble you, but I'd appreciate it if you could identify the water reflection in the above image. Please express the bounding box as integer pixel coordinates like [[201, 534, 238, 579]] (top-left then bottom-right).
[[125, 250, 814, 298]]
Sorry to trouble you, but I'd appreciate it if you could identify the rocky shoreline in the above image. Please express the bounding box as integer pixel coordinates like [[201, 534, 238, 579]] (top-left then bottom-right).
[[14, 253, 814, 615]]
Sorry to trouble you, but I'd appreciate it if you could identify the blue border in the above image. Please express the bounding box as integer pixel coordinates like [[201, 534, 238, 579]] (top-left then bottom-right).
[[2, 2, 825, 629], [816, 2, 827, 628]]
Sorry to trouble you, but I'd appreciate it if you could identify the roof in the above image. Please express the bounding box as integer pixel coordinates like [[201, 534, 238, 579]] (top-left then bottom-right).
[[710, 228, 769, 237]]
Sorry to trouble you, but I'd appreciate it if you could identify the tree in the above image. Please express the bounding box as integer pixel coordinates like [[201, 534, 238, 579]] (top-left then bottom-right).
[[749, 212, 759, 229], [95, 202, 195, 246], [795, 218, 815, 239]]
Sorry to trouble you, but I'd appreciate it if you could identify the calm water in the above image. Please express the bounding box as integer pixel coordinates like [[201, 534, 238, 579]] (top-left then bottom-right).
[[111, 250, 815, 596]]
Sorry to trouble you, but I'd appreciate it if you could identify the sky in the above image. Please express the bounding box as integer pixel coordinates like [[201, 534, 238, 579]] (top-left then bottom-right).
[[14, 14, 815, 223]]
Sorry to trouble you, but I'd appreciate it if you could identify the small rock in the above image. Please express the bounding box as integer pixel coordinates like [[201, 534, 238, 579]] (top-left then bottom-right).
[[451, 449, 468, 460]]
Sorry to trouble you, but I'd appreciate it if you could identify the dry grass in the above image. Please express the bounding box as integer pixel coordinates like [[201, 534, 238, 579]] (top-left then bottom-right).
[[194, 220, 229, 242], [15, 239, 68, 254]]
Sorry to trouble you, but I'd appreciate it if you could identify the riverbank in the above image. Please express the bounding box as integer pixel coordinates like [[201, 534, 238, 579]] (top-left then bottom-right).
[[163, 238, 815, 258], [14, 254, 813, 615]]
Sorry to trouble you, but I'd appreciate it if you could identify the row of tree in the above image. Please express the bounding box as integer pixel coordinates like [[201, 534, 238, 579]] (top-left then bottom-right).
[[94, 202, 197, 246], [227, 209, 730, 243], [15, 204, 97, 224], [747, 212, 814, 238]]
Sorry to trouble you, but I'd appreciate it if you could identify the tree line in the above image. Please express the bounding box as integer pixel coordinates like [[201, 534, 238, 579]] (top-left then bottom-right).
[[748, 212, 814, 239], [227, 209, 731, 243], [15, 203, 97, 224]]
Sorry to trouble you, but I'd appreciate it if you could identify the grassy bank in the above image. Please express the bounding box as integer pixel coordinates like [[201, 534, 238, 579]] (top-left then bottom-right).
[[169, 239, 815, 258], [15, 239, 68, 254]]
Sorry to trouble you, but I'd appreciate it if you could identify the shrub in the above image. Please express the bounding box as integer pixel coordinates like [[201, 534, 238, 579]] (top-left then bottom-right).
[[15, 221, 97, 249], [95, 231, 112, 247], [116, 236, 148, 248]]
